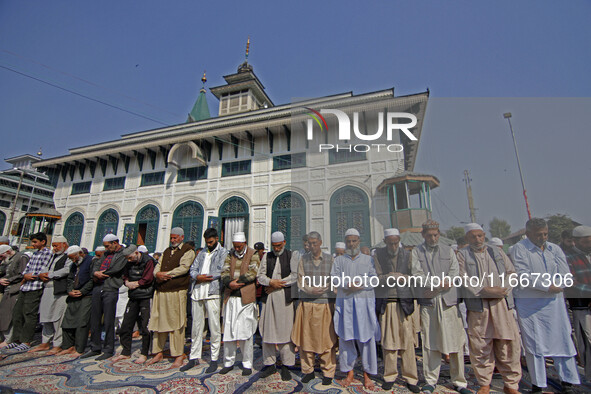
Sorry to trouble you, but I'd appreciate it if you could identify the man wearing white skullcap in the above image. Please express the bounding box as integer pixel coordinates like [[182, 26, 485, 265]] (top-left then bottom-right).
[[511, 218, 580, 392], [331, 228, 380, 390], [334, 242, 346, 257], [57, 245, 93, 357], [137, 245, 148, 253], [257, 231, 297, 381], [374, 229, 419, 392], [566, 225, 591, 382], [0, 244, 29, 348], [411, 220, 469, 393], [219, 231, 260, 375], [489, 238, 503, 248], [82, 233, 128, 360], [147, 227, 195, 368], [29, 235, 71, 354], [458, 224, 521, 394], [0, 235, 9, 245]]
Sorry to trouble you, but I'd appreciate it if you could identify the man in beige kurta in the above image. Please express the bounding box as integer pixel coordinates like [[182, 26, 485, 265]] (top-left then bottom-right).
[[291, 231, 337, 386], [458, 224, 521, 394], [374, 228, 419, 393], [257, 231, 297, 381], [410, 220, 469, 394], [147, 227, 195, 368]]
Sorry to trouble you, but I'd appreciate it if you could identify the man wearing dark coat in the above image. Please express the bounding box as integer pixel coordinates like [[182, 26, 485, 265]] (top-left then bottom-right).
[[0, 245, 29, 347], [56, 246, 93, 357]]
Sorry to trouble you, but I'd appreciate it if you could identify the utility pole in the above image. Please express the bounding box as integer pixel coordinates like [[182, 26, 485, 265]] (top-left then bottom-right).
[[463, 170, 477, 223], [6, 170, 24, 237]]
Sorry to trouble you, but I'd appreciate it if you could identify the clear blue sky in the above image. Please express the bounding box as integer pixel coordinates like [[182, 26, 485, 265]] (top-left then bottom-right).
[[1, 1, 589, 234]]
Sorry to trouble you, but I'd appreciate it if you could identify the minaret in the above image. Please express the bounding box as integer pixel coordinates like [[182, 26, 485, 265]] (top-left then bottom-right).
[[187, 70, 211, 123]]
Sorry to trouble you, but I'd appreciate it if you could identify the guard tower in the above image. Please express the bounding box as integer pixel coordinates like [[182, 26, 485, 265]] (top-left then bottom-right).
[[377, 172, 440, 233]]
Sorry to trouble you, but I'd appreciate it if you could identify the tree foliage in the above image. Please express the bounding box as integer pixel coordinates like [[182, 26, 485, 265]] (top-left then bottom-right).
[[445, 226, 465, 242], [489, 217, 511, 239], [546, 214, 576, 244]]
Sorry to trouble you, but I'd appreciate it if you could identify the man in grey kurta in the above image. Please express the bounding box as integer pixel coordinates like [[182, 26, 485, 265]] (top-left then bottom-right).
[[29, 235, 72, 355], [511, 218, 580, 393], [257, 231, 297, 381], [410, 220, 470, 394]]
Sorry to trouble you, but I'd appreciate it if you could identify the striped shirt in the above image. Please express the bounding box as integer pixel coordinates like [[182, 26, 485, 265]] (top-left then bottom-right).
[[20, 247, 53, 292]]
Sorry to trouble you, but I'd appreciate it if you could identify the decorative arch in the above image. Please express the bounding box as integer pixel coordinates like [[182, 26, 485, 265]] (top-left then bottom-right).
[[330, 186, 371, 251], [272, 191, 306, 250], [63, 212, 84, 246], [135, 204, 160, 253], [219, 196, 249, 248], [172, 201, 204, 248], [93, 209, 119, 249]]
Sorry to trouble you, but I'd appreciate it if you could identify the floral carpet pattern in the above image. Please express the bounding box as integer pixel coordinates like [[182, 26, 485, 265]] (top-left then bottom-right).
[[0, 342, 589, 393]]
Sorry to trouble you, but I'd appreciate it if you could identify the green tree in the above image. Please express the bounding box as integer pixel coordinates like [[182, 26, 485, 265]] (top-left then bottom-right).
[[445, 226, 465, 242], [489, 217, 511, 239], [546, 214, 576, 244]]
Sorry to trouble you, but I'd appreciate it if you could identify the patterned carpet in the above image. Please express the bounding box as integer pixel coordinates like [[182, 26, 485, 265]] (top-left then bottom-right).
[[0, 340, 589, 393]]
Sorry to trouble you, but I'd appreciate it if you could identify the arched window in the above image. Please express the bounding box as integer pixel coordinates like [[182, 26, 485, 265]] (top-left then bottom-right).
[[272, 192, 306, 251], [330, 186, 371, 251], [63, 212, 84, 246], [93, 209, 119, 249], [172, 201, 204, 248], [135, 205, 160, 253], [219, 197, 249, 248]]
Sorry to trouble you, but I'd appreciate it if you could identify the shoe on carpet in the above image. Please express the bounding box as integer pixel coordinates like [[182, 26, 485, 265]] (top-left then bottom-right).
[[80, 350, 101, 359], [280, 366, 291, 381], [301, 372, 315, 383], [422, 384, 436, 393], [259, 365, 276, 378], [96, 353, 113, 361], [321, 376, 332, 386], [242, 367, 252, 376], [407, 382, 421, 393], [219, 366, 233, 374], [180, 359, 198, 372], [454, 386, 473, 394], [382, 381, 394, 390], [205, 360, 217, 373], [531, 384, 542, 393], [7, 343, 31, 353], [561, 382, 575, 394]]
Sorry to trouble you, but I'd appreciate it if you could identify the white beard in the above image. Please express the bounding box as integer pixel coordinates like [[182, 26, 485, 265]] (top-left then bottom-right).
[[346, 247, 360, 257]]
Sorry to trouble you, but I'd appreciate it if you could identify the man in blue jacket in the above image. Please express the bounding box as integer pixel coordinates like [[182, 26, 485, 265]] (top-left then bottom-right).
[[182, 228, 228, 373]]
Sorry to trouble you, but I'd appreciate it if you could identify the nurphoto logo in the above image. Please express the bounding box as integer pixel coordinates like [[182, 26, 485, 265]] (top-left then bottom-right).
[[303, 108, 417, 153]]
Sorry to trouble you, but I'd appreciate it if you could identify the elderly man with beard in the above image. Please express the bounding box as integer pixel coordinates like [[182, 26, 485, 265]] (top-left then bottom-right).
[[82, 233, 128, 360], [182, 228, 228, 373], [331, 228, 380, 390], [220, 232, 260, 375], [511, 218, 580, 393], [566, 225, 591, 383], [374, 228, 419, 393], [56, 246, 93, 357], [29, 235, 72, 354], [146, 227, 194, 368], [458, 223, 521, 394], [410, 220, 469, 394], [0, 244, 29, 348], [292, 231, 337, 386], [113, 245, 155, 364], [257, 231, 296, 381]]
